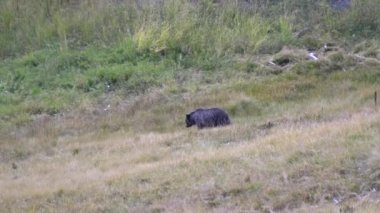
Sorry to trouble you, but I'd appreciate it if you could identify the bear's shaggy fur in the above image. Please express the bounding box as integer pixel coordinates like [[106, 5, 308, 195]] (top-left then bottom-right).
[[186, 108, 231, 129]]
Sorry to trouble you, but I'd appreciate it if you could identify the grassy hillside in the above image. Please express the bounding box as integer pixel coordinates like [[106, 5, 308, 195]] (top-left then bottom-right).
[[1, 0, 380, 212], [1, 67, 380, 212], [1, 0, 379, 129]]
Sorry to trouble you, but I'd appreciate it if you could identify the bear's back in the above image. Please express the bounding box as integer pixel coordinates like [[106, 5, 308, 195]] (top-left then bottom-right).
[[189, 108, 230, 128]]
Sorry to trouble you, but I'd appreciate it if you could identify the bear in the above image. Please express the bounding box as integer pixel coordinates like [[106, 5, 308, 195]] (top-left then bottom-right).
[[186, 108, 231, 129]]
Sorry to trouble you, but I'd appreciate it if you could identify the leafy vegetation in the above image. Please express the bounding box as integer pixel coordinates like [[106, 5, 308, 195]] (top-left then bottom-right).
[[1, 0, 380, 132], [1, 0, 379, 125], [1, 0, 380, 212]]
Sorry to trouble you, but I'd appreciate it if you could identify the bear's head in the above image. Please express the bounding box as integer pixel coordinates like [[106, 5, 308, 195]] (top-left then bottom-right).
[[186, 114, 195, 127]]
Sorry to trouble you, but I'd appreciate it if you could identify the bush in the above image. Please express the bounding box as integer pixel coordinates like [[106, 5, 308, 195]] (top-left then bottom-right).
[[326, 0, 380, 39]]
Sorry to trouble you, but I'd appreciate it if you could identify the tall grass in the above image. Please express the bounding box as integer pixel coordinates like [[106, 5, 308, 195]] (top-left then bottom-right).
[[1, 0, 378, 59], [0, 0, 269, 58], [0, 0, 379, 134], [0, 1, 273, 122], [326, 0, 380, 39]]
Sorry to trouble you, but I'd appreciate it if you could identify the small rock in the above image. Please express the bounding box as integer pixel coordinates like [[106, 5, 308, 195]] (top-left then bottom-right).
[[333, 197, 340, 205], [104, 104, 111, 111], [308, 52, 319, 61]]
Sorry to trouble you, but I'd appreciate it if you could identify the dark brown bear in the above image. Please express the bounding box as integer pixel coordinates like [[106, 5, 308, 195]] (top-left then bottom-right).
[[186, 108, 231, 129]]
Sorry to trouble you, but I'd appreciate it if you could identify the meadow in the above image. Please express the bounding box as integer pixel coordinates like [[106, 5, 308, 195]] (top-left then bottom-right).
[[1, 0, 380, 212]]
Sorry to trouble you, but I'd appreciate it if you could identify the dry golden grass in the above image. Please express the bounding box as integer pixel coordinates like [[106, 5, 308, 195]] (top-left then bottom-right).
[[1, 71, 380, 212], [2, 108, 379, 211]]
